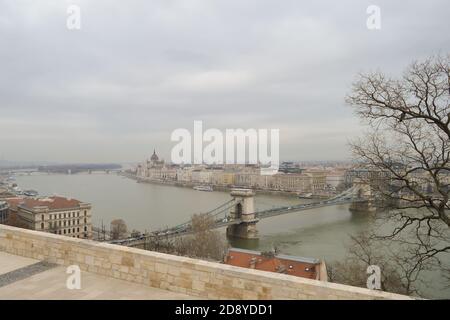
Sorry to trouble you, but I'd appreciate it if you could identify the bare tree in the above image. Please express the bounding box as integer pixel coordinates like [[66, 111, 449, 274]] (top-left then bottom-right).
[[140, 213, 227, 261], [328, 232, 435, 297], [110, 219, 128, 240], [173, 213, 227, 261], [346, 55, 450, 266]]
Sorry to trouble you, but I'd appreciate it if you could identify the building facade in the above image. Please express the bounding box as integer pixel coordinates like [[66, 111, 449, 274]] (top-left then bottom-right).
[[0, 201, 8, 224], [134, 150, 352, 195], [10, 196, 93, 239]]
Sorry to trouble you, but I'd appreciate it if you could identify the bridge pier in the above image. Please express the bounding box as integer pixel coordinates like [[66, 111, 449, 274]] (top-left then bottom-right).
[[226, 189, 259, 240], [349, 180, 377, 213], [349, 200, 376, 213]]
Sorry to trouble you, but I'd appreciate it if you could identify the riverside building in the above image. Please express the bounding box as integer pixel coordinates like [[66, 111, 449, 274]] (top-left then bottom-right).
[[7, 196, 93, 239]]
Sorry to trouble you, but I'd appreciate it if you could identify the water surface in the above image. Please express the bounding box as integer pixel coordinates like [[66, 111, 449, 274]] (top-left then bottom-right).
[[14, 173, 448, 298]]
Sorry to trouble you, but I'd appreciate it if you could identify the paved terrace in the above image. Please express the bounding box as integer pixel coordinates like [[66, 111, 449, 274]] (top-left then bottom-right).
[[0, 224, 412, 300], [0, 252, 195, 299]]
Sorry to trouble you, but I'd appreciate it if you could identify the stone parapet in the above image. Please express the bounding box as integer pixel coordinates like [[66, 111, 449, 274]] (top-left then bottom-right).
[[0, 224, 412, 300]]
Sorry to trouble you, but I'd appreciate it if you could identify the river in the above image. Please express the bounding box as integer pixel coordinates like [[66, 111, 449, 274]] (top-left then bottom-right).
[[13, 172, 449, 298]]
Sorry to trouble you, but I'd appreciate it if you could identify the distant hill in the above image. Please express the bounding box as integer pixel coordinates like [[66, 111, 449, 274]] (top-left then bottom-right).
[[0, 160, 58, 169], [0, 160, 122, 173], [37, 163, 122, 173]]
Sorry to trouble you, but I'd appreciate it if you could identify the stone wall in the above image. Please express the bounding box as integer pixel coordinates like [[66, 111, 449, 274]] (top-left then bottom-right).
[[0, 224, 411, 300]]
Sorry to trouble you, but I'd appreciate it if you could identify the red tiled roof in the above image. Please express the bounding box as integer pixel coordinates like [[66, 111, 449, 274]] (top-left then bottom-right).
[[224, 248, 322, 280], [4, 197, 24, 211], [18, 196, 86, 211]]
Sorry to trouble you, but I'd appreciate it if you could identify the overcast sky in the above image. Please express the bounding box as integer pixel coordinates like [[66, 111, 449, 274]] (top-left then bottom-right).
[[1, 0, 449, 163]]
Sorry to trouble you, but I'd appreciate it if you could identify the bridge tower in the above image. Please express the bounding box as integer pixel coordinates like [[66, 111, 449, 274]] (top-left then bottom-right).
[[349, 179, 377, 213], [226, 189, 259, 239]]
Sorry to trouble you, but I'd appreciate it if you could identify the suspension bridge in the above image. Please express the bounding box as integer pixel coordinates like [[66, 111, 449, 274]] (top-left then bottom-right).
[[104, 185, 368, 247]]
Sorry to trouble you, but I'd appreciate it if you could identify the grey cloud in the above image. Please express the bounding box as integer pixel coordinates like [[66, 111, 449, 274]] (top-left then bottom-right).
[[0, 0, 449, 162]]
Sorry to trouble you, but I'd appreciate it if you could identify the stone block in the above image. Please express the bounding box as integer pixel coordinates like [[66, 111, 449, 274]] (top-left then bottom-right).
[[121, 256, 134, 267], [0, 224, 413, 301]]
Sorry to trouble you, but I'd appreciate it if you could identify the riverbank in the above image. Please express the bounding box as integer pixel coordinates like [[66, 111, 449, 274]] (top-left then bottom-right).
[[121, 172, 331, 199]]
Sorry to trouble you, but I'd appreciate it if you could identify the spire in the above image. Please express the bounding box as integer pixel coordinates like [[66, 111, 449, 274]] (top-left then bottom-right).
[[151, 149, 159, 161]]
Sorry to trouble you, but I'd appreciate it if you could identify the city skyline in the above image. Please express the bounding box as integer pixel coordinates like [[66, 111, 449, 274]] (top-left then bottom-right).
[[0, 0, 449, 304], [1, 1, 449, 163]]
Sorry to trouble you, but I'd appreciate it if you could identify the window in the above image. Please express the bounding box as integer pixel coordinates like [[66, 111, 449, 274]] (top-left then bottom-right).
[[84, 210, 87, 216], [41, 222, 44, 229], [63, 229, 66, 234], [77, 227, 80, 232], [84, 226, 87, 231], [72, 228, 75, 233], [84, 218, 87, 224], [41, 214, 44, 221]]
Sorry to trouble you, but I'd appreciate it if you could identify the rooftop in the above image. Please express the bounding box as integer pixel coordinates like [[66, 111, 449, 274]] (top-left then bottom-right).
[[17, 196, 89, 211], [224, 248, 326, 281], [4, 197, 23, 211], [150, 149, 159, 161]]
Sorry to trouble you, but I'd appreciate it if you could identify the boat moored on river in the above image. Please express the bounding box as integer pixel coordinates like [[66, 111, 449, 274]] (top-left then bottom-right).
[[193, 185, 213, 192]]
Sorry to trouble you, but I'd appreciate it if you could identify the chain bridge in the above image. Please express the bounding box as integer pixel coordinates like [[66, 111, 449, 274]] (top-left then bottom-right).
[[105, 185, 369, 247]]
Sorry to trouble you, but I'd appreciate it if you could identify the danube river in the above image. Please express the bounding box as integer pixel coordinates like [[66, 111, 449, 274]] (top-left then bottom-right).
[[13, 172, 449, 298]]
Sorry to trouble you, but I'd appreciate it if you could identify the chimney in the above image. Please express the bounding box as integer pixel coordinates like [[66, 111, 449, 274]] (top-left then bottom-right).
[[249, 257, 257, 269]]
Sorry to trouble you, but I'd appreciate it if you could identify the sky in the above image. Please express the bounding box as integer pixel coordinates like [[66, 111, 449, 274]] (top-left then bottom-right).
[[0, 0, 449, 163]]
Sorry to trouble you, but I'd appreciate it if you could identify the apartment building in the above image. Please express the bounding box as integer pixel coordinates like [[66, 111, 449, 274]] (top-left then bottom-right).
[[8, 196, 92, 239], [305, 171, 327, 193], [326, 172, 345, 189], [176, 166, 193, 183], [271, 173, 312, 192], [0, 201, 8, 224]]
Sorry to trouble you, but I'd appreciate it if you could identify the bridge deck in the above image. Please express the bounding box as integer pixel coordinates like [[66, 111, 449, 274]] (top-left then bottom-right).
[[109, 187, 364, 246]]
